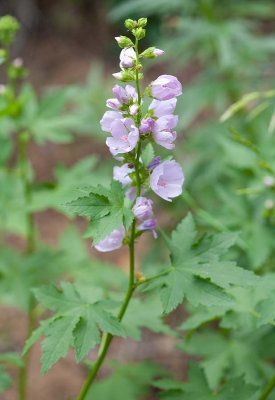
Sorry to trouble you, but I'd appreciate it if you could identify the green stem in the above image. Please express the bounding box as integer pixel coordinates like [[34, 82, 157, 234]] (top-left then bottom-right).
[[258, 376, 275, 400], [134, 37, 142, 196], [76, 221, 136, 400], [19, 132, 35, 253], [76, 33, 144, 400], [18, 306, 35, 400], [18, 131, 36, 400]]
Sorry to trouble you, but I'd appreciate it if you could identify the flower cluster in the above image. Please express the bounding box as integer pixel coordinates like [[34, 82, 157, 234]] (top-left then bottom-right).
[[96, 18, 184, 252]]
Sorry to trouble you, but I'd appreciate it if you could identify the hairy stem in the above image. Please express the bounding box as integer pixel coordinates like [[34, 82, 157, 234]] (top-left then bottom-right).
[[258, 376, 275, 400]]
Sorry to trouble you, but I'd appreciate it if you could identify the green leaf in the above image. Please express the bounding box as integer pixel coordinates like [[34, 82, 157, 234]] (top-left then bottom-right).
[[30, 156, 110, 213], [0, 247, 73, 311], [73, 314, 100, 363], [41, 315, 80, 373], [141, 143, 155, 166], [0, 366, 12, 394], [29, 283, 125, 372], [155, 364, 258, 400], [180, 305, 230, 331], [65, 181, 133, 244], [218, 378, 258, 400], [122, 295, 174, 340], [180, 330, 273, 389], [86, 362, 162, 400], [158, 213, 257, 313]]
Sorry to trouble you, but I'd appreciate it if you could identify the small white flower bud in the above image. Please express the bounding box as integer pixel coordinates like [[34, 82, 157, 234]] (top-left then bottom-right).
[[141, 47, 164, 59], [13, 57, 23, 67], [129, 104, 139, 116], [112, 72, 123, 80], [263, 175, 275, 188], [115, 36, 134, 48], [264, 199, 274, 209], [0, 84, 6, 94]]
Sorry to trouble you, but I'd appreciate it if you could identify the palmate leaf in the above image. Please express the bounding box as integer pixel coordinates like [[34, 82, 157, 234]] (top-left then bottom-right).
[[24, 282, 125, 373], [159, 213, 259, 313], [121, 295, 174, 340], [180, 330, 274, 391], [0, 246, 74, 311], [155, 363, 258, 400], [65, 181, 133, 244], [86, 361, 162, 400], [30, 156, 110, 213], [17, 84, 84, 144]]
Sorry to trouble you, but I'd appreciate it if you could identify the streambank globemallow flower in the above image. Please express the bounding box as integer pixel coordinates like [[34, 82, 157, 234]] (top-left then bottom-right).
[[150, 160, 184, 201], [94, 226, 125, 252], [138, 218, 157, 238], [149, 98, 177, 118], [113, 164, 134, 186], [152, 115, 178, 149], [106, 118, 139, 155], [151, 75, 182, 101], [107, 84, 138, 110], [100, 111, 122, 132]]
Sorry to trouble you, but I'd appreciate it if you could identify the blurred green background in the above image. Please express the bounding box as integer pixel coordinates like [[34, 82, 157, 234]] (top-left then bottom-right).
[[0, 1, 275, 399]]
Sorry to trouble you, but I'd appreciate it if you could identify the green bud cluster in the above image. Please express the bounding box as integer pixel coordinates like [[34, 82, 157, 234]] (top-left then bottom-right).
[[124, 18, 147, 30], [119, 17, 147, 45], [0, 15, 20, 46]]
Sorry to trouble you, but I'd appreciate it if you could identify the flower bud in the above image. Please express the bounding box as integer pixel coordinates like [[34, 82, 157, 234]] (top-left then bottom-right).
[[113, 70, 136, 82], [136, 271, 145, 282], [140, 117, 155, 134], [263, 175, 275, 188], [264, 199, 274, 210], [115, 35, 134, 48], [129, 104, 139, 116], [133, 197, 154, 221], [0, 15, 20, 46], [138, 18, 147, 28], [8, 58, 25, 80], [13, 57, 23, 68], [119, 47, 136, 68], [0, 84, 6, 95], [133, 27, 146, 40], [124, 19, 137, 31], [141, 47, 164, 59], [106, 98, 121, 110]]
